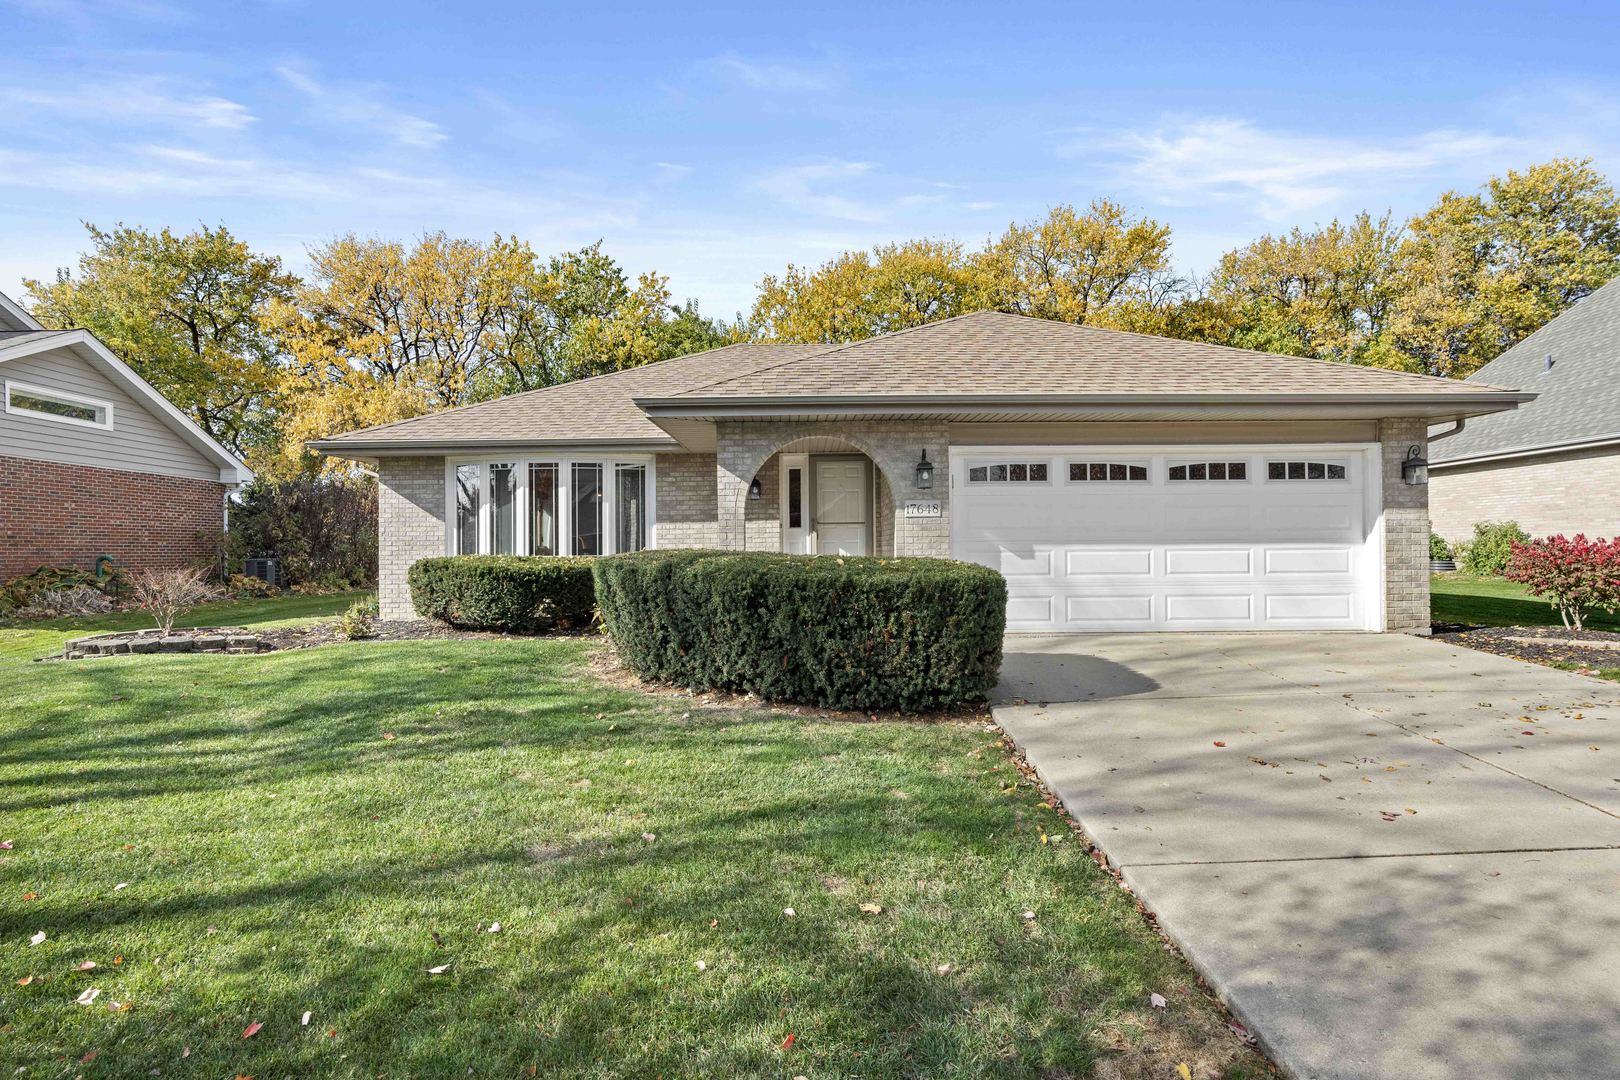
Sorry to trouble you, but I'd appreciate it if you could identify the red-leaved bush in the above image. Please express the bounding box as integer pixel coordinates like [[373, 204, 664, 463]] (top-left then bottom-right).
[[1503, 534, 1620, 631]]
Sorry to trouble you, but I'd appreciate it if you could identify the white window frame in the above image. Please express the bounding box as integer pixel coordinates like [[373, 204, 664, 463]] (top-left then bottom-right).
[[1064, 459, 1152, 484], [1165, 458, 1252, 483], [1263, 458, 1352, 483], [965, 460, 1054, 485], [444, 453, 657, 557], [4, 379, 114, 430]]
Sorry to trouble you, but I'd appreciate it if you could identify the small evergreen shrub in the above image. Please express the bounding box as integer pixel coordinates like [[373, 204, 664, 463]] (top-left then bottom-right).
[[408, 556, 596, 632], [339, 596, 379, 640], [1456, 520, 1529, 577], [594, 550, 1007, 712]]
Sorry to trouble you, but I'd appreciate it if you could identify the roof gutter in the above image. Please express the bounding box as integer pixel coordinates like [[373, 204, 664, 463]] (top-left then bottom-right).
[[1430, 430, 1620, 471], [633, 391, 1536, 417], [307, 436, 679, 455]]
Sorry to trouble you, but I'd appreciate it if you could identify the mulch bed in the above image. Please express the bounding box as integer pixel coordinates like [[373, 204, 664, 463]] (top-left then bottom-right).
[[256, 619, 559, 651], [1432, 623, 1620, 676]]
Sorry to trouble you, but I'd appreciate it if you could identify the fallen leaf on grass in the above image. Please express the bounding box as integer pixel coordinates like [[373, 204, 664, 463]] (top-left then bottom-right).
[[76, 961, 96, 971], [0, 840, 12, 849], [113, 883, 128, 891], [782, 908, 795, 918], [29, 931, 45, 946], [107, 1000, 129, 1012], [1150, 992, 1167, 1009], [81, 1051, 97, 1063], [1021, 910, 1036, 921], [381, 733, 396, 741], [936, 962, 953, 975], [780, 1032, 796, 1050], [16, 976, 33, 986], [858, 903, 883, 915], [427, 964, 451, 974], [21, 891, 37, 901], [694, 959, 706, 971], [243, 1021, 263, 1038], [301, 1011, 312, 1026], [487, 922, 502, 933], [641, 832, 656, 842], [1177, 1064, 1192, 1080], [76, 988, 101, 1005]]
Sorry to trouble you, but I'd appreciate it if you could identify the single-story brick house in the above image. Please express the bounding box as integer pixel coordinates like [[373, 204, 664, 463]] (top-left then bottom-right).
[[312, 312, 1531, 634], [0, 291, 250, 579], [1430, 277, 1620, 542]]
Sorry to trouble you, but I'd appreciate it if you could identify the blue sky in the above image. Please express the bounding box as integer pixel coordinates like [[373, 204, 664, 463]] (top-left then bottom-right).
[[3, 0, 1618, 318]]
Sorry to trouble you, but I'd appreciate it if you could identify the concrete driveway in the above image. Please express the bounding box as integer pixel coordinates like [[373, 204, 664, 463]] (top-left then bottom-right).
[[994, 633, 1620, 1080]]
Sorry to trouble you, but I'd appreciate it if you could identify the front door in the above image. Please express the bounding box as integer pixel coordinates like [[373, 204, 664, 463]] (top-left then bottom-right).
[[814, 459, 869, 555]]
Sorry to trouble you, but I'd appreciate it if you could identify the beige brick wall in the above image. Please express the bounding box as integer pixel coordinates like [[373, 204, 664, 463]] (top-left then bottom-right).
[[1378, 419, 1430, 634], [653, 453, 719, 549], [377, 456, 446, 620], [715, 420, 949, 557], [1430, 444, 1620, 542]]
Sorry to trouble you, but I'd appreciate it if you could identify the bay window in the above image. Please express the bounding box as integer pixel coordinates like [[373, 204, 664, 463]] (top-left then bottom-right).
[[446, 455, 653, 557]]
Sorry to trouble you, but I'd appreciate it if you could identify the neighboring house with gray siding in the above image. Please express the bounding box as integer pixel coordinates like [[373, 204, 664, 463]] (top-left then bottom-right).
[[1430, 278, 1620, 542], [312, 311, 1531, 635], [0, 291, 250, 579]]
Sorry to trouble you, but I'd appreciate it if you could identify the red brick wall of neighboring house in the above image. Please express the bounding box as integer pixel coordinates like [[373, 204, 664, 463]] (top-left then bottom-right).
[[0, 454, 227, 579]]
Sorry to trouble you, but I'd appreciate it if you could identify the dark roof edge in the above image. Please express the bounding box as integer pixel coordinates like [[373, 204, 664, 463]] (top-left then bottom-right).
[[308, 436, 678, 455], [635, 390, 1537, 413], [1430, 430, 1620, 470]]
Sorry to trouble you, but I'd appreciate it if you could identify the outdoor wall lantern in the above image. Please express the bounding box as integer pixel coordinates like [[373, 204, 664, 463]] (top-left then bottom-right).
[[915, 450, 935, 489], [1402, 445, 1429, 486], [748, 477, 763, 501]]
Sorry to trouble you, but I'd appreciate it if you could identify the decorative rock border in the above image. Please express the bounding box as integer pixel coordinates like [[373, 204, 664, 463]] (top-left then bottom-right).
[[62, 627, 272, 660]]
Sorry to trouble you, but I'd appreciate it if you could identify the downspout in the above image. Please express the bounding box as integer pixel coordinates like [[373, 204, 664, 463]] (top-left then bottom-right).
[[1428, 418, 1465, 445]]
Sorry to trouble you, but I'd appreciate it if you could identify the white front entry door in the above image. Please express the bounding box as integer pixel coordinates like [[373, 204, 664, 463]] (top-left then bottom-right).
[[950, 446, 1382, 632], [814, 459, 869, 556]]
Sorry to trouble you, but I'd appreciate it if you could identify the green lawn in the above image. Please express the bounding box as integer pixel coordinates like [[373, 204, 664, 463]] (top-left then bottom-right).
[[0, 591, 370, 661], [1430, 573, 1620, 631], [0, 639, 1262, 1078]]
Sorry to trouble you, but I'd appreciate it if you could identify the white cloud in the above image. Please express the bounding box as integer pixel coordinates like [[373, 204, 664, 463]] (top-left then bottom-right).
[[753, 159, 890, 222], [274, 61, 447, 149], [1069, 116, 1529, 221], [654, 161, 695, 182], [12, 79, 254, 131], [708, 51, 842, 94]]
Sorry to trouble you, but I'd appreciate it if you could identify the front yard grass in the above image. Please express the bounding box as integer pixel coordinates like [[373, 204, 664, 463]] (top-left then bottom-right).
[[0, 639, 1264, 1078], [1430, 573, 1620, 632], [0, 590, 371, 662]]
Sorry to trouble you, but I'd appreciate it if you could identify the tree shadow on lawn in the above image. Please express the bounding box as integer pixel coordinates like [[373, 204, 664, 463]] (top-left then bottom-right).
[[0, 640, 1256, 1077]]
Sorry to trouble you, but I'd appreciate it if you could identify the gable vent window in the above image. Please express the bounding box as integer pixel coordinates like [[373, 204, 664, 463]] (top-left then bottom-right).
[[967, 462, 1049, 483], [1267, 460, 1347, 481], [1069, 462, 1148, 482], [5, 381, 113, 429], [1167, 461, 1246, 482]]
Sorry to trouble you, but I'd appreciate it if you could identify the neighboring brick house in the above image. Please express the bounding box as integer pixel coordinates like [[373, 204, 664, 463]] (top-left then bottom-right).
[[1430, 277, 1620, 542], [311, 311, 1531, 634], [0, 291, 250, 580]]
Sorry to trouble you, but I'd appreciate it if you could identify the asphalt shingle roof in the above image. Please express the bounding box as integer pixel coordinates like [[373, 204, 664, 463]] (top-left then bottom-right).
[[658, 311, 1509, 401], [311, 343, 825, 448], [1431, 278, 1620, 464]]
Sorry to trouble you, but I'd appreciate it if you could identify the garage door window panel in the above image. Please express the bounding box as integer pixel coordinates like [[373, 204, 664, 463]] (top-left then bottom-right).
[[1167, 461, 1247, 482], [1068, 461, 1149, 483], [968, 461, 1049, 483], [1267, 460, 1348, 481]]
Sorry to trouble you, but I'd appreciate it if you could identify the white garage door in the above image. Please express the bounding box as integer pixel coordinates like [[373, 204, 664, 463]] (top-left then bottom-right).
[[950, 446, 1381, 632]]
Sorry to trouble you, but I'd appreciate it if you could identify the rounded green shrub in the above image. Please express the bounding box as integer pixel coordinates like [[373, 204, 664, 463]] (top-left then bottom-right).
[[1456, 520, 1529, 577], [408, 556, 596, 632], [594, 550, 1007, 712]]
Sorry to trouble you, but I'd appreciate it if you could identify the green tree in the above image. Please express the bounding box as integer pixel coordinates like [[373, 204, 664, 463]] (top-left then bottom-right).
[[1201, 212, 1404, 364], [748, 238, 989, 343], [976, 200, 1183, 331], [1387, 158, 1620, 377], [23, 223, 296, 458]]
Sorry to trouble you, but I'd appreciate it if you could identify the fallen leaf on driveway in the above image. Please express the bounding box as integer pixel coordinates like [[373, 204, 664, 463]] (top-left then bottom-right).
[[242, 1021, 262, 1038], [1212, 741, 1226, 747], [1150, 992, 1167, 1009]]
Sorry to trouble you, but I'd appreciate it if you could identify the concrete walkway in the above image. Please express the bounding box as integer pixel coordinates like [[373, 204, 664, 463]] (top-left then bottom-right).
[[993, 633, 1620, 1080]]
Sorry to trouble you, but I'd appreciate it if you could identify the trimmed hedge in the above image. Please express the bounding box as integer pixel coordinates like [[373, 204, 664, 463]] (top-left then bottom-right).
[[408, 556, 596, 632], [594, 550, 1006, 712]]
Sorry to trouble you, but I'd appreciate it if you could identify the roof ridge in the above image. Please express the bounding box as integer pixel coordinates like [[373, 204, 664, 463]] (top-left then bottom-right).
[[323, 341, 811, 441]]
